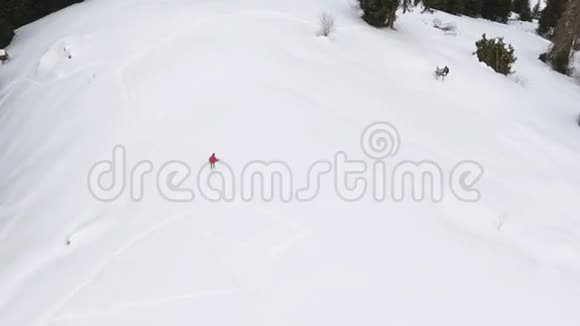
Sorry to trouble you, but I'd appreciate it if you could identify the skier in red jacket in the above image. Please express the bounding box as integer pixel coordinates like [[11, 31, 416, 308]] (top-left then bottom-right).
[[209, 153, 219, 169]]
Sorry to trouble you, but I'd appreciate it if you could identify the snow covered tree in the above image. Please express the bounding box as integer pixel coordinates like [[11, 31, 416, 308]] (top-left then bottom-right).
[[542, 0, 580, 74], [401, 0, 414, 13], [532, 0, 542, 19], [475, 34, 517, 75], [513, 0, 532, 21], [358, 0, 400, 29], [538, 0, 567, 36]]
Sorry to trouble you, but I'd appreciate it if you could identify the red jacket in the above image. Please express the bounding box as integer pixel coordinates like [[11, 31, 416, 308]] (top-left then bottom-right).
[[209, 154, 219, 164]]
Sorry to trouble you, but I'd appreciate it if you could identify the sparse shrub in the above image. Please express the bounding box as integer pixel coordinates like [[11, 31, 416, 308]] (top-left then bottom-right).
[[358, 0, 400, 29], [475, 34, 517, 75], [317, 12, 335, 37], [433, 18, 457, 35], [0, 19, 14, 48]]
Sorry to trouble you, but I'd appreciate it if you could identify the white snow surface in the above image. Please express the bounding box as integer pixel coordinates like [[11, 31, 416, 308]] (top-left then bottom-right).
[[1, 0, 580, 325]]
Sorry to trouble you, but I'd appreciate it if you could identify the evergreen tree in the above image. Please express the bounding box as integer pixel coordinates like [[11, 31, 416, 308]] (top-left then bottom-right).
[[0, 18, 14, 48], [358, 0, 400, 28], [543, 0, 580, 74], [464, 0, 483, 16], [0, 0, 84, 46], [513, 0, 532, 21], [401, 0, 413, 13], [423, 0, 466, 15], [475, 34, 517, 75], [481, 0, 512, 22], [538, 0, 567, 36], [532, 0, 542, 19]]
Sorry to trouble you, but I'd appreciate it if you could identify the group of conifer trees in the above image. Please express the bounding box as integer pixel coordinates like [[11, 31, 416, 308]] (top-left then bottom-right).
[[358, 0, 579, 75], [1, 0, 83, 48]]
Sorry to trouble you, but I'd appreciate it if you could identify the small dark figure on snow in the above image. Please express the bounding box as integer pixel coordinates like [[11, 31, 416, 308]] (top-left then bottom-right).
[[434, 66, 450, 80], [0, 49, 9, 64], [209, 153, 219, 169]]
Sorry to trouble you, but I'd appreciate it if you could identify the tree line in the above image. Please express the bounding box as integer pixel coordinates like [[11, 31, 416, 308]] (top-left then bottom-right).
[[0, 0, 84, 48], [359, 0, 580, 75]]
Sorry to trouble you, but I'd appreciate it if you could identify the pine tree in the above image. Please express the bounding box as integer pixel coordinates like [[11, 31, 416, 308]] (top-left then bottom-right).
[[532, 0, 542, 19], [401, 0, 413, 13], [0, 18, 13, 48], [358, 0, 400, 29], [544, 0, 580, 73], [513, 0, 532, 21], [423, 0, 465, 15], [475, 34, 517, 75], [464, 0, 482, 16], [0, 0, 85, 47], [482, 0, 512, 22], [538, 0, 567, 36]]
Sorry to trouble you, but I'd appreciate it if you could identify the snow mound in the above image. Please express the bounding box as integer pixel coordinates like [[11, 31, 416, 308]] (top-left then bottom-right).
[[35, 35, 95, 82]]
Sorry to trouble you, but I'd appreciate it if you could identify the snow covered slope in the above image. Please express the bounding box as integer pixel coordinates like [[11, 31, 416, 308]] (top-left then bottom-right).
[[1, 0, 580, 325]]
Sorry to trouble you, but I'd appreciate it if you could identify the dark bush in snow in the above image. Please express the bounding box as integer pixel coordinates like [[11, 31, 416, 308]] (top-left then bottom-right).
[[358, 0, 399, 29], [0, 19, 14, 48], [0, 0, 84, 47], [0, 49, 9, 64], [475, 34, 517, 75]]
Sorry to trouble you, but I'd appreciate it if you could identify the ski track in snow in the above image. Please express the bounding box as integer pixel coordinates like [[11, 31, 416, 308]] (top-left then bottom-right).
[[42, 200, 312, 325], [38, 213, 187, 326]]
